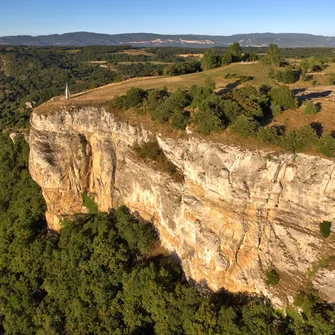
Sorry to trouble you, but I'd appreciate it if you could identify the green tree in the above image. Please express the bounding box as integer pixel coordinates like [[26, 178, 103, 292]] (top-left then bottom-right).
[[266, 270, 280, 285], [269, 85, 298, 111], [303, 100, 320, 115], [221, 52, 233, 65], [281, 125, 318, 152], [262, 44, 280, 66], [201, 48, 220, 71], [257, 126, 282, 145], [319, 221, 332, 238], [318, 133, 335, 157], [228, 42, 243, 62], [230, 115, 260, 137]]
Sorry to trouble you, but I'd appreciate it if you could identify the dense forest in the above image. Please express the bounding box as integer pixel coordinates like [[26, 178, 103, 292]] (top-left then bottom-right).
[[1, 45, 335, 334]]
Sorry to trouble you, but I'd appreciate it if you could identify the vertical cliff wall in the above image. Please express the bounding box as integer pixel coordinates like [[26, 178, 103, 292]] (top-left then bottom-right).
[[29, 106, 335, 307]]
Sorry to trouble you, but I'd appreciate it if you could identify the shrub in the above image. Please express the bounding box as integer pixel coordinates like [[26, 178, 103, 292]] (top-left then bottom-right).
[[281, 125, 318, 152], [189, 85, 213, 108], [318, 133, 335, 157], [82, 192, 99, 214], [303, 100, 320, 115], [239, 75, 253, 83], [125, 87, 147, 108], [230, 115, 259, 138], [204, 77, 216, 91], [257, 126, 282, 145], [293, 292, 314, 312], [269, 85, 298, 110], [326, 72, 335, 85], [109, 95, 128, 110], [144, 88, 169, 112], [171, 110, 190, 130], [151, 103, 172, 123], [319, 221, 332, 238], [232, 85, 263, 117], [275, 67, 301, 84], [133, 141, 182, 181], [134, 141, 161, 160], [266, 269, 280, 285], [270, 101, 283, 116], [194, 108, 223, 134], [223, 99, 241, 123], [221, 53, 233, 65]]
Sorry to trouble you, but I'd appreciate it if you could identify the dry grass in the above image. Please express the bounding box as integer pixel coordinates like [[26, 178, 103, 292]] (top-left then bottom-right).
[[117, 49, 155, 57], [273, 99, 335, 134], [66, 49, 81, 54], [44, 62, 280, 105]]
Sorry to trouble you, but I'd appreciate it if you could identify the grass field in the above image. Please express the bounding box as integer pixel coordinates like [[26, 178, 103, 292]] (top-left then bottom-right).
[[57, 62, 283, 103], [117, 49, 155, 57]]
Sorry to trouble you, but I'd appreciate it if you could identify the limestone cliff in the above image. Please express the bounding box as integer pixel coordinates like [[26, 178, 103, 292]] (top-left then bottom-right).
[[29, 105, 335, 307]]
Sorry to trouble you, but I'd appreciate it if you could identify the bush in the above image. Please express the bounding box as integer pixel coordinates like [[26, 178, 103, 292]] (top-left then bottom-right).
[[293, 292, 315, 312], [318, 133, 335, 157], [232, 85, 263, 117], [270, 101, 283, 116], [222, 99, 241, 123], [269, 85, 298, 110], [171, 110, 190, 130], [144, 88, 169, 112], [125, 87, 147, 108], [281, 125, 318, 152], [326, 72, 335, 85], [266, 269, 280, 285], [257, 126, 282, 145], [221, 53, 233, 65], [133, 140, 182, 181], [230, 115, 259, 138], [319, 221, 332, 238], [275, 67, 301, 84], [82, 192, 99, 214], [303, 100, 320, 115], [194, 108, 223, 134], [134, 141, 161, 160], [189, 85, 213, 108]]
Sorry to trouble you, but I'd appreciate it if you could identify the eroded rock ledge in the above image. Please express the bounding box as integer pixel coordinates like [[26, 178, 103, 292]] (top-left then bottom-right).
[[29, 106, 335, 307]]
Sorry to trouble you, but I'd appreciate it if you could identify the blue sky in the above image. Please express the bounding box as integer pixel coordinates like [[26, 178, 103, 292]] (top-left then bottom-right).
[[1, 0, 335, 37]]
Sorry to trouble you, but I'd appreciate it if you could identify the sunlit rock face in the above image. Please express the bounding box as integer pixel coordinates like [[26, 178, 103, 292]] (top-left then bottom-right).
[[29, 106, 335, 307]]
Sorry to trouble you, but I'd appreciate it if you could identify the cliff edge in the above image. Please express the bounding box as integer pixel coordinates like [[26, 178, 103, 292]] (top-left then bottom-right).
[[29, 105, 335, 307]]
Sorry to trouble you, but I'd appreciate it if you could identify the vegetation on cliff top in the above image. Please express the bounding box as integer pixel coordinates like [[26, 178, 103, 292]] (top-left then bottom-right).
[[109, 81, 335, 157]]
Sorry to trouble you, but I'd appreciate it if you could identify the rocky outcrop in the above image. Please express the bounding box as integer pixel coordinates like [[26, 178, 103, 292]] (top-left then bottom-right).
[[29, 105, 335, 307]]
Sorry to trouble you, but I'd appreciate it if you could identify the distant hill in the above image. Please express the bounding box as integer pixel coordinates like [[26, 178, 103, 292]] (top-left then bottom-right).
[[1, 32, 335, 48]]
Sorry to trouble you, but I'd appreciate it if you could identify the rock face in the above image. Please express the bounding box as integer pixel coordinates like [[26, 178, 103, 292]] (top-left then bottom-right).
[[29, 106, 335, 307]]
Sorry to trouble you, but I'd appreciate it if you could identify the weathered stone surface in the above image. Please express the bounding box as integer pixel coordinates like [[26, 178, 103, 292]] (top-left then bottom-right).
[[29, 106, 335, 307]]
